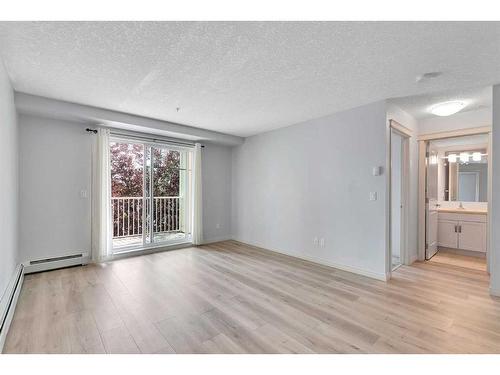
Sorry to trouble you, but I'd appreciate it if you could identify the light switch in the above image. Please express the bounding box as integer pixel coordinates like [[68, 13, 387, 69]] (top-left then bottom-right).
[[80, 190, 88, 199], [372, 166, 382, 176], [369, 192, 377, 201]]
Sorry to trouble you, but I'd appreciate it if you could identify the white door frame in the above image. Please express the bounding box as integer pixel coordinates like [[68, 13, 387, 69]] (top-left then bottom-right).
[[388, 120, 411, 276], [108, 136, 194, 255], [417, 127, 492, 266]]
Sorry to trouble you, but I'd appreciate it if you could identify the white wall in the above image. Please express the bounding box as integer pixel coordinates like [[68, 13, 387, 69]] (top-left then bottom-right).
[[490, 84, 500, 296], [232, 101, 389, 280], [19, 114, 92, 262], [418, 107, 491, 135], [202, 144, 233, 243], [18, 113, 233, 262], [0, 59, 19, 301], [386, 103, 419, 263]]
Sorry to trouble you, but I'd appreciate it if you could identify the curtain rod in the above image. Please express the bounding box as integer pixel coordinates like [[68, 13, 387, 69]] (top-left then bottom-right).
[[85, 128, 204, 148]]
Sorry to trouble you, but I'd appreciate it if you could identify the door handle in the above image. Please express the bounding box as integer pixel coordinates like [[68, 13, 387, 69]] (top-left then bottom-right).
[[458, 225, 462, 233]]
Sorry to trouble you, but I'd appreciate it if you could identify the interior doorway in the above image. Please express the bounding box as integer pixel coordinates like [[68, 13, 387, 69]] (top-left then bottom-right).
[[421, 132, 490, 267], [390, 122, 410, 271]]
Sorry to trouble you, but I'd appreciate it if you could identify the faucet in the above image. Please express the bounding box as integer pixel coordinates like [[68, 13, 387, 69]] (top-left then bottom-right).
[[459, 201, 464, 209]]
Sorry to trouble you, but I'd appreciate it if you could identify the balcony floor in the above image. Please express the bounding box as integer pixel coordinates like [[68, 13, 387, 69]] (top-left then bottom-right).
[[113, 232, 188, 249]]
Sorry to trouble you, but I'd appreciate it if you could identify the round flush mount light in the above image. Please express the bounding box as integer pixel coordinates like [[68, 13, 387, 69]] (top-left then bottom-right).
[[430, 101, 466, 117]]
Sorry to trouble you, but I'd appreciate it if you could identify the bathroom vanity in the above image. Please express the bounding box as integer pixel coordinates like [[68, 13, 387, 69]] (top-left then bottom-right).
[[437, 208, 487, 253]]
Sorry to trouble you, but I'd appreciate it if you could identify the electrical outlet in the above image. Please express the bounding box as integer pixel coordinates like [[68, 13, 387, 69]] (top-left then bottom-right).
[[313, 237, 319, 246], [80, 189, 88, 199], [369, 191, 377, 201], [319, 238, 325, 248]]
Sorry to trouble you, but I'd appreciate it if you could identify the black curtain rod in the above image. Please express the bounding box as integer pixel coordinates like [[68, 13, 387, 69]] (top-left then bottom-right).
[[85, 128, 204, 148]]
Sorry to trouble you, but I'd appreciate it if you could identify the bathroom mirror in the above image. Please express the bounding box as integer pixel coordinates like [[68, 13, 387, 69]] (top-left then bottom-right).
[[444, 149, 488, 202], [429, 134, 489, 203]]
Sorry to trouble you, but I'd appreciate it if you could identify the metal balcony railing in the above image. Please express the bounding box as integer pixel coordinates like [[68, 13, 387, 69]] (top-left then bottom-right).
[[111, 196, 181, 239]]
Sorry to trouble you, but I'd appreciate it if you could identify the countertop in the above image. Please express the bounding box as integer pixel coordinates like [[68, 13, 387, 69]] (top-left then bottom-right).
[[438, 208, 488, 215]]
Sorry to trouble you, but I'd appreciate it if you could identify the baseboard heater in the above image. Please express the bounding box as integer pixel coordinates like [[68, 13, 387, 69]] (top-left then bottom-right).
[[0, 264, 24, 352], [24, 253, 89, 274]]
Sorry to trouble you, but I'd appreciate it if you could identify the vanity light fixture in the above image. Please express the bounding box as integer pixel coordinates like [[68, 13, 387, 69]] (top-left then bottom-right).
[[430, 101, 466, 117], [472, 152, 482, 162], [448, 153, 457, 163], [460, 152, 470, 163]]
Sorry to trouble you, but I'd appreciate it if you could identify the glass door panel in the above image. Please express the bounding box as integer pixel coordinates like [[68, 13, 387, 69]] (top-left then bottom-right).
[[110, 139, 193, 252], [144, 145, 152, 245], [110, 141, 145, 249], [152, 146, 187, 243]]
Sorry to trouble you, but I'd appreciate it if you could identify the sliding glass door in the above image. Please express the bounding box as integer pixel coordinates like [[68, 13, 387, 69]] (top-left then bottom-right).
[[110, 138, 193, 252]]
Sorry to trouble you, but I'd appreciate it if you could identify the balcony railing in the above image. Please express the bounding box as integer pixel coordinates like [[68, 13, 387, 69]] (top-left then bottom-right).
[[111, 196, 181, 239]]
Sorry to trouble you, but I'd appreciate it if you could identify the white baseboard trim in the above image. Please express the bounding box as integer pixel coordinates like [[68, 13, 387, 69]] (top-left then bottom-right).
[[23, 253, 90, 274], [232, 239, 388, 282], [0, 264, 24, 353], [490, 287, 500, 297], [201, 235, 234, 245], [408, 253, 418, 265]]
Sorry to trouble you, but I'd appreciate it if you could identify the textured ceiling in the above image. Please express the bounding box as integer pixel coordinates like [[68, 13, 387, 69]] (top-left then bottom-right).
[[1, 22, 500, 137], [390, 86, 492, 120]]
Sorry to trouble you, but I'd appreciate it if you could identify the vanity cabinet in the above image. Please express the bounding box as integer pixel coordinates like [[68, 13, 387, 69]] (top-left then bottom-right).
[[437, 219, 459, 249], [437, 212, 487, 253], [459, 221, 486, 252]]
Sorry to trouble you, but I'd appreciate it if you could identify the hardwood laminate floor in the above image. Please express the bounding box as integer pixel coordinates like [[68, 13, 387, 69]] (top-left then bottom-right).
[[4, 241, 500, 354], [430, 249, 487, 272]]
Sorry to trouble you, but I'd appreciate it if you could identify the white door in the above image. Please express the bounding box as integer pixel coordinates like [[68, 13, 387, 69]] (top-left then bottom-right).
[[391, 131, 403, 269], [458, 221, 486, 252], [437, 220, 458, 249], [426, 143, 439, 259]]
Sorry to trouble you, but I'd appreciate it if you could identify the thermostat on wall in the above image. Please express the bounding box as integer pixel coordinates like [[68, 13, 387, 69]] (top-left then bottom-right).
[[372, 166, 382, 176]]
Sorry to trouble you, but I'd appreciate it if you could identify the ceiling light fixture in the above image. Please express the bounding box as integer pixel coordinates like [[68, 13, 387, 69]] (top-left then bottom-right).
[[430, 101, 466, 117]]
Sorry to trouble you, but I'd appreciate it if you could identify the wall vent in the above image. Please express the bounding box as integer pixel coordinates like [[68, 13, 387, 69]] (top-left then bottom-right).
[[24, 253, 89, 274], [0, 264, 24, 352], [29, 253, 83, 265]]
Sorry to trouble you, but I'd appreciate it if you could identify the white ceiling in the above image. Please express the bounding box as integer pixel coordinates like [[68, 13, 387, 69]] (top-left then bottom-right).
[[389, 86, 492, 120], [1, 22, 500, 137]]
